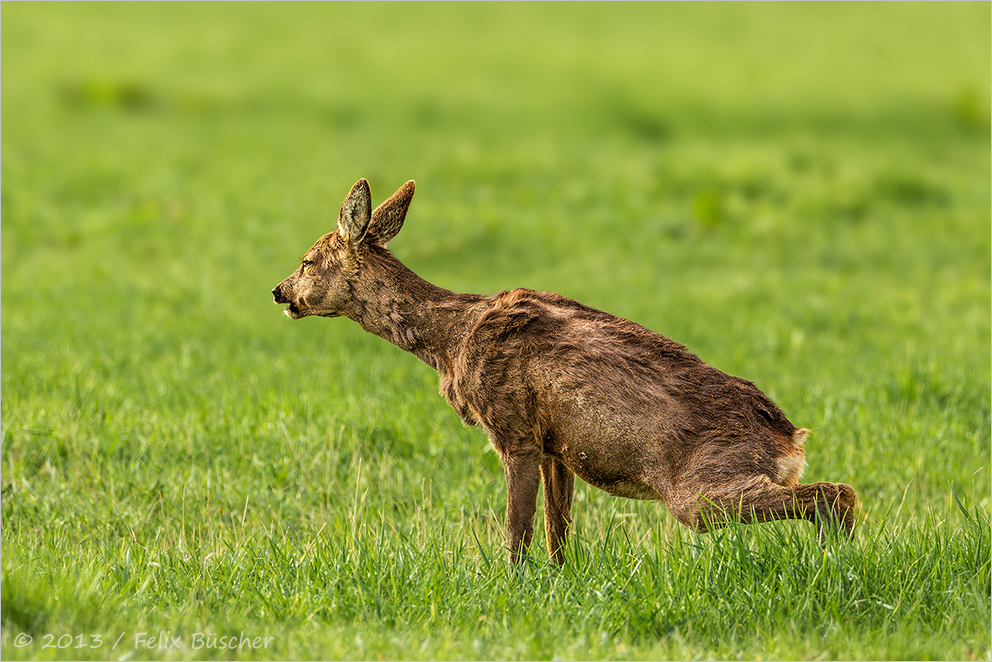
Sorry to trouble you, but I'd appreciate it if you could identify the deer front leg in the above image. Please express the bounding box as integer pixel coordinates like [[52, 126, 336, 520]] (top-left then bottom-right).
[[502, 450, 542, 564], [541, 456, 574, 565]]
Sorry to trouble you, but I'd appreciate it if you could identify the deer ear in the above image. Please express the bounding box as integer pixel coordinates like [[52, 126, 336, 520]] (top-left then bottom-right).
[[368, 180, 415, 246], [337, 178, 372, 245]]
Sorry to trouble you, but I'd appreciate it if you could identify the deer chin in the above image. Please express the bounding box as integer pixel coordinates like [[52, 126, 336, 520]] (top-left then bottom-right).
[[284, 302, 306, 319]]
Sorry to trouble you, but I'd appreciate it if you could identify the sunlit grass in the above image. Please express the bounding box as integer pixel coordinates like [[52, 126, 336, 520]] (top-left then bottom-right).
[[2, 3, 990, 660]]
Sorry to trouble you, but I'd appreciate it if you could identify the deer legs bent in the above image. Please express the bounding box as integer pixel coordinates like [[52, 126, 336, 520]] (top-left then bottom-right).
[[668, 475, 858, 541]]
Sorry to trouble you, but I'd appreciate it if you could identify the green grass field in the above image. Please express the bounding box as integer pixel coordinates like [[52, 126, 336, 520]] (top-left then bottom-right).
[[2, 3, 990, 660]]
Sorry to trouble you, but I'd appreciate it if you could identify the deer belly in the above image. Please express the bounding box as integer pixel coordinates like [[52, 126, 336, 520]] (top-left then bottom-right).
[[555, 443, 662, 501]]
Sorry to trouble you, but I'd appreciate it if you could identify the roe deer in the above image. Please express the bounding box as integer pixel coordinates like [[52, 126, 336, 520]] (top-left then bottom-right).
[[272, 178, 858, 564]]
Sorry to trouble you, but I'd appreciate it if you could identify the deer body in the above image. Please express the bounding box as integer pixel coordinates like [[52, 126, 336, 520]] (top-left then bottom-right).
[[272, 179, 857, 564]]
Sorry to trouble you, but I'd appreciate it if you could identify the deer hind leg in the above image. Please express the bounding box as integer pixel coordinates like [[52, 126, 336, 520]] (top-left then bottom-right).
[[540, 456, 575, 565], [675, 475, 858, 542]]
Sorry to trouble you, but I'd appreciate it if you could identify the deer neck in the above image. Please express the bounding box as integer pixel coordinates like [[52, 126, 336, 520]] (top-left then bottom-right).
[[347, 249, 484, 373]]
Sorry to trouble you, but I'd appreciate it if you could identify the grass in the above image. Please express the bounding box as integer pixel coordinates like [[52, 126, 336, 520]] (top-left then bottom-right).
[[2, 3, 990, 660]]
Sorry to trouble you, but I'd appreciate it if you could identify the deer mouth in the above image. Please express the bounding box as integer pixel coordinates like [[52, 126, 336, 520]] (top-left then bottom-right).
[[284, 302, 304, 319]]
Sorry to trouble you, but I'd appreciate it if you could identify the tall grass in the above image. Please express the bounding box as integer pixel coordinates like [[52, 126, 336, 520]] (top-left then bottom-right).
[[2, 502, 988, 659]]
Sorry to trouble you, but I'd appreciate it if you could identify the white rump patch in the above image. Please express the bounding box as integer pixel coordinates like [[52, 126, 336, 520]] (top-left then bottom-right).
[[775, 428, 809, 485]]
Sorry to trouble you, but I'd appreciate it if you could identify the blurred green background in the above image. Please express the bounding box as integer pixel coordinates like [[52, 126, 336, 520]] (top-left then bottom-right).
[[4, 2, 988, 376], [2, 3, 990, 660]]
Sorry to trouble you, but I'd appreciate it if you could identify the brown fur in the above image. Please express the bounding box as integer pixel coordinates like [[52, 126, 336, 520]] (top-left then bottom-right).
[[272, 179, 859, 564]]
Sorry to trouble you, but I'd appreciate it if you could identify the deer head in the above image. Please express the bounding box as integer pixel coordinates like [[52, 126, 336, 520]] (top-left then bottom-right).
[[271, 178, 415, 319]]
